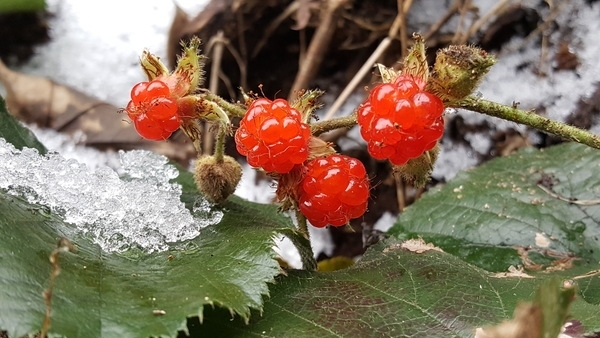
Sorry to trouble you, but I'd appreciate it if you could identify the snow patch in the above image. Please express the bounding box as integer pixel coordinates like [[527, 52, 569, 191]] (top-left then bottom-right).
[[0, 138, 218, 253]]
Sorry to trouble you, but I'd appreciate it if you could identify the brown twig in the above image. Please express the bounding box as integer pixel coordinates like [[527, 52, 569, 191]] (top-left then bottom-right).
[[322, 11, 404, 120], [461, 0, 514, 44], [498, 0, 563, 58], [394, 174, 406, 211], [536, 184, 600, 206], [398, 0, 414, 60], [252, 1, 301, 58], [451, 0, 475, 44], [288, 0, 348, 101], [423, 0, 461, 41], [203, 30, 226, 155], [208, 31, 225, 96]]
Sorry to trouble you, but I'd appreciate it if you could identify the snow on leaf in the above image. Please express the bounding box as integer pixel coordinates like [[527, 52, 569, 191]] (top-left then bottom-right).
[[0, 102, 298, 337]]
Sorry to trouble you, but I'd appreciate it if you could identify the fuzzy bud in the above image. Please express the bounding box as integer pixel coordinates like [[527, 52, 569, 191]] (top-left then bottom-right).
[[194, 155, 242, 204], [394, 145, 440, 188], [429, 45, 496, 103]]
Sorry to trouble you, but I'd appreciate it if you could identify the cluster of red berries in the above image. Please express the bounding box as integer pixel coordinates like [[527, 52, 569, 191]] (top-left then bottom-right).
[[234, 98, 370, 227], [125, 73, 445, 228], [357, 75, 445, 165], [125, 80, 181, 141]]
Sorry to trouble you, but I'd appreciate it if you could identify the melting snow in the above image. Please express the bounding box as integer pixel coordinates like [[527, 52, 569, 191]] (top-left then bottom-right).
[[0, 138, 221, 253]]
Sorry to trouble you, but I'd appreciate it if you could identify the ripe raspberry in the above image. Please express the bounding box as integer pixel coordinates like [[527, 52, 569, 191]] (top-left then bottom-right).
[[235, 98, 311, 174], [297, 154, 370, 227], [357, 75, 445, 165], [125, 80, 180, 141]]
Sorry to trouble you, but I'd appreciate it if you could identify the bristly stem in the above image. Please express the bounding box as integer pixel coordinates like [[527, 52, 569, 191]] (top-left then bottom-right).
[[213, 124, 227, 162], [311, 113, 358, 136], [204, 92, 246, 118], [454, 96, 600, 149], [296, 209, 310, 240]]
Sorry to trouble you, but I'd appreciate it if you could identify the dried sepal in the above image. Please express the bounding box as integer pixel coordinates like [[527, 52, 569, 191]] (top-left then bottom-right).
[[401, 33, 429, 87], [170, 37, 206, 97], [177, 96, 231, 127], [291, 89, 325, 123], [375, 63, 399, 84], [140, 50, 170, 81]]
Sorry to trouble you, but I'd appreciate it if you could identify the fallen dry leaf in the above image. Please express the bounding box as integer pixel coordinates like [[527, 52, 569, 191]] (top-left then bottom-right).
[[384, 238, 444, 254], [474, 302, 542, 338], [0, 60, 196, 164], [490, 265, 535, 279]]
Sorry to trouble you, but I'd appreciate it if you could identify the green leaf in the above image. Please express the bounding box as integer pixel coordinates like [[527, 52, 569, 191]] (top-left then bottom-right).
[[388, 143, 600, 272], [192, 239, 600, 337], [0, 95, 46, 154], [0, 166, 300, 337]]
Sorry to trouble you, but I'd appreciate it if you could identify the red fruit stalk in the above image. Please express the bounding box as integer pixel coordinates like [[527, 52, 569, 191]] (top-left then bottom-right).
[[235, 98, 311, 174], [297, 154, 370, 227], [357, 75, 445, 165]]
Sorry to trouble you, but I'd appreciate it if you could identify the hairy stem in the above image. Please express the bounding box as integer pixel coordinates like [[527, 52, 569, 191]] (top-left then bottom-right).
[[296, 209, 310, 241], [455, 96, 600, 149], [213, 125, 226, 162], [204, 92, 246, 118], [311, 113, 358, 136]]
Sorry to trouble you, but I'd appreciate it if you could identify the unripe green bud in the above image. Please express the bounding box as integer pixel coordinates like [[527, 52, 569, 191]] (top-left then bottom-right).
[[429, 45, 496, 103], [194, 155, 242, 204]]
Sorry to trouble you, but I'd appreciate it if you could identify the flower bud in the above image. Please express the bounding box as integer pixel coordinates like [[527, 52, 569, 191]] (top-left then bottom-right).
[[429, 45, 496, 103], [194, 155, 242, 204]]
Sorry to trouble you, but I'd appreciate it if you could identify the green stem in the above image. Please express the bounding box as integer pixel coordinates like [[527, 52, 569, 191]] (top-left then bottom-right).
[[204, 92, 246, 118], [296, 209, 310, 241], [311, 113, 358, 136], [454, 96, 600, 149], [213, 124, 226, 162]]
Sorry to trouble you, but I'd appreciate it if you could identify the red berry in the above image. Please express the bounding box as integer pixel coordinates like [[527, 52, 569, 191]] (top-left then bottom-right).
[[125, 80, 180, 140], [297, 154, 369, 227], [235, 98, 311, 174], [357, 75, 445, 165], [133, 114, 173, 141], [130, 80, 171, 106]]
